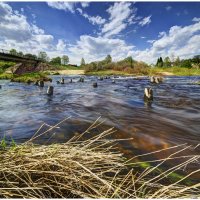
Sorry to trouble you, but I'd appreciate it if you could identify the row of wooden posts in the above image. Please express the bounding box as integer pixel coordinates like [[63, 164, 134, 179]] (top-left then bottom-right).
[[0, 76, 163, 102]]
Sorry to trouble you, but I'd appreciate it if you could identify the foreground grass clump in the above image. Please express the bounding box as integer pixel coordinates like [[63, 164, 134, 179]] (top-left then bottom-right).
[[0, 118, 200, 198], [0, 72, 51, 83]]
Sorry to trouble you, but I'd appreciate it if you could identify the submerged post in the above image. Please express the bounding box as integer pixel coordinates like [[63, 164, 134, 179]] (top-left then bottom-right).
[[93, 82, 98, 88], [38, 80, 44, 87], [0, 85, 2, 89], [150, 76, 163, 84], [144, 87, 153, 101], [60, 78, 64, 84], [47, 86, 54, 95]]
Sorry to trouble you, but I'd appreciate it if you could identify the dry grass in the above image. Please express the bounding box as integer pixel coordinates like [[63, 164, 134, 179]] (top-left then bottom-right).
[[0, 118, 200, 198]]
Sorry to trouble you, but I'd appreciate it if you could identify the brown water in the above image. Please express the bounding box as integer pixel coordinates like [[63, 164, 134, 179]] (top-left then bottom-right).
[[0, 75, 200, 173]]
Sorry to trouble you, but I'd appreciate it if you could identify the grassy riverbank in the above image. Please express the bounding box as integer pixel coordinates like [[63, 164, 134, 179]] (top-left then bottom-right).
[[0, 119, 199, 198], [85, 67, 200, 76], [0, 72, 51, 83]]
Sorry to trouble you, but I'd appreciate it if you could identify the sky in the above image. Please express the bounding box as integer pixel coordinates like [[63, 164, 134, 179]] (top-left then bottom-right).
[[0, 1, 200, 65]]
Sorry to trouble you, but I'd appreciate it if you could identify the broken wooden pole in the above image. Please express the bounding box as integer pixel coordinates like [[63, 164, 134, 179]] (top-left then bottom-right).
[[144, 87, 153, 101], [60, 78, 64, 84], [38, 80, 44, 87], [47, 86, 54, 95], [93, 82, 98, 88]]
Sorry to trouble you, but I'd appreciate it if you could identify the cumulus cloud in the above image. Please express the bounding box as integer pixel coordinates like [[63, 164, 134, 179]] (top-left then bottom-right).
[[129, 21, 200, 63], [0, 2, 54, 55], [47, 2, 76, 13], [56, 39, 67, 51], [192, 17, 200, 22], [138, 15, 152, 26], [68, 35, 134, 63]]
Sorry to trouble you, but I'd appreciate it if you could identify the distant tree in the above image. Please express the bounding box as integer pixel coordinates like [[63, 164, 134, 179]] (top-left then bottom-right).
[[156, 57, 164, 67], [62, 55, 69, 65], [25, 53, 37, 60], [124, 56, 135, 68], [38, 51, 48, 62], [50, 57, 61, 65], [174, 56, 181, 66], [18, 51, 24, 57], [10, 49, 17, 55], [180, 60, 192, 68], [164, 56, 171, 67], [104, 54, 112, 64], [192, 55, 200, 64], [81, 58, 86, 66]]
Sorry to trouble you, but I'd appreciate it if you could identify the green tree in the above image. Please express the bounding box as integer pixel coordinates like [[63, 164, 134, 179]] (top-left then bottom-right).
[[124, 56, 135, 68], [104, 54, 112, 64], [50, 57, 61, 65], [18, 51, 23, 57], [180, 60, 192, 68], [164, 56, 171, 67], [62, 55, 69, 65], [81, 58, 86, 66], [156, 57, 164, 67], [10, 49, 17, 55], [25, 53, 37, 60], [174, 57, 181, 66], [38, 51, 48, 62]]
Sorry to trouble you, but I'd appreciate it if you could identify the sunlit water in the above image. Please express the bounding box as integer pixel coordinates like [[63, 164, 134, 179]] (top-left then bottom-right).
[[0, 75, 200, 174]]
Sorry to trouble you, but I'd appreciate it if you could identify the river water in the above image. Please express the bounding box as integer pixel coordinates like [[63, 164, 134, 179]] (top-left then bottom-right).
[[0, 75, 200, 171]]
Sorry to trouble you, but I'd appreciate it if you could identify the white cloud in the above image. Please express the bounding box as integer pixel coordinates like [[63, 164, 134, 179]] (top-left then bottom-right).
[[68, 35, 134, 63], [141, 36, 146, 39], [56, 39, 67, 51], [165, 6, 172, 11], [0, 2, 54, 55], [47, 2, 76, 13], [192, 17, 200, 22], [128, 21, 200, 63], [138, 15, 152, 27], [101, 2, 135, 38], [81, 2, 89, 8], [77, 8, 106, 25]]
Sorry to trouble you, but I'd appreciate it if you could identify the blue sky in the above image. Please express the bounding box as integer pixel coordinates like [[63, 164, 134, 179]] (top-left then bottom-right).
[[0, 1, 200, 64]]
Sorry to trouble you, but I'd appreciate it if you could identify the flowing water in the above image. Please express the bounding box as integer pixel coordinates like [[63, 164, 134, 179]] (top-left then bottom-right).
[[0, 75, 200, 175]]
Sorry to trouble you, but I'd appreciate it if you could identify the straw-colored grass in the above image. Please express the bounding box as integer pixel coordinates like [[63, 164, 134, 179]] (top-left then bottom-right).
[[0, 118, 200, 198]]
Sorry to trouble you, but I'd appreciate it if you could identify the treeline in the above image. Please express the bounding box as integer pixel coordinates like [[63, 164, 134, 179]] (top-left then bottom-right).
[[84, 55, 149, 74], [8, 49, 70, 66], [156, 55, 200, 68]]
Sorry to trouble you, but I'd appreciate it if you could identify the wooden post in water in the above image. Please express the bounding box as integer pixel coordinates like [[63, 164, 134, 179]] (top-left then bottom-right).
[[47, 86, 54, 95], [0, 85, 2, 89], [38, 80, 44, 87], [144, 87, 153, 101], [93, 82, 98, 88], [60, 78, 64, 84]]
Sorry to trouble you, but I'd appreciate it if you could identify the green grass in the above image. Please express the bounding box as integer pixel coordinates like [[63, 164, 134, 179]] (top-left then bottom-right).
[[85, 70, 136, 76], [149, 66, 200, 76], [0, 61, 15, 74], [0, 72, 51, 83], [50, 64, 84, 70]]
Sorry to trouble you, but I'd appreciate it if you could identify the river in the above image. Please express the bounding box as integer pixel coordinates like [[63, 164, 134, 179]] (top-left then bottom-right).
[[0, 75, 200, 174]]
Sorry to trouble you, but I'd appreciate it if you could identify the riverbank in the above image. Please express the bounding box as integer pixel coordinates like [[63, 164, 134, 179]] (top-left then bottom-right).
[[85, 67, 200, 76], [0, 72, 51, 83], [0, 120, 199, 198]]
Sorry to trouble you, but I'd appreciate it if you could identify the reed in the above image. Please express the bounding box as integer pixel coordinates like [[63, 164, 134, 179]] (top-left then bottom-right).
[[0, 118, 199, 198]]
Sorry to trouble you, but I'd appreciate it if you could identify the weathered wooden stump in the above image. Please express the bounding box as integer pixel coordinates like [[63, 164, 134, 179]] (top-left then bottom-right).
[[0, 85, 2, 89], [98, 77, 103, 81], [34, 80, 39, 86], [79, 77, 84, 82], [47, 86, 54, 95], [150, 76, 163, 84], [112, 80, 115, 84], [60, 78, 64, 84], [69, 79, 72, 83], [93, 82, 98, 88], [56, 80, 60, 84], [144, 87, 153, 101], [38, 80, 44, 87]]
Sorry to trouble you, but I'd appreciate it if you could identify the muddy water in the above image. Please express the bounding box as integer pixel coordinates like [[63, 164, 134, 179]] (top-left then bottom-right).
[[0, 75, 200, 168]]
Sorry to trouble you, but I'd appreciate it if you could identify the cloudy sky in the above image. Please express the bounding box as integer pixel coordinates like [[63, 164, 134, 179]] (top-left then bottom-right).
[[0, 1, 200, 64]]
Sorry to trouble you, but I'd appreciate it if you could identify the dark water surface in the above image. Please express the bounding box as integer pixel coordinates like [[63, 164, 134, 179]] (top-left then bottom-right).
[[0, 75, 200, 163]]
